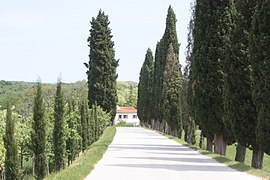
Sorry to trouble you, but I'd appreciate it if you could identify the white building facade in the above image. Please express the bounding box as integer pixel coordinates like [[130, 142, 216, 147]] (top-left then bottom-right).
[[114, 106, 140, 126]]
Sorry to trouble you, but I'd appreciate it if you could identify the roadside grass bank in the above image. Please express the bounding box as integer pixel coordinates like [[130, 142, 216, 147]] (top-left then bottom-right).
[[45, 126, 116, 180], [159, 131, 270, 180]]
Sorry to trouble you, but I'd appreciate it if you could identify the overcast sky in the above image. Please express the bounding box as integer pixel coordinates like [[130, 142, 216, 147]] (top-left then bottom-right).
[[0, 0, 193, 83]]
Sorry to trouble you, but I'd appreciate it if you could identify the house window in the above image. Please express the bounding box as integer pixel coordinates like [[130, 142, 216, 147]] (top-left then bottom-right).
[[123, 115, 128, 119], [133, 115, 137, 119], [119, 115, 122, 119]]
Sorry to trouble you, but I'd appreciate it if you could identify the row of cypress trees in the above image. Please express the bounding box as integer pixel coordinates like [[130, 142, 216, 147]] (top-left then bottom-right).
[[138, 6, 186, 138], [189, 0, 270, 169], [3, 9, 117, 179], [3, 79, 109, 179], [138, 0, 269, 170]]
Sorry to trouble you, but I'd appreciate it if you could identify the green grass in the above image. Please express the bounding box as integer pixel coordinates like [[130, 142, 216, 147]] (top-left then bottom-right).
[[158, 130, 270, 180], [45, 126, 116, 180]]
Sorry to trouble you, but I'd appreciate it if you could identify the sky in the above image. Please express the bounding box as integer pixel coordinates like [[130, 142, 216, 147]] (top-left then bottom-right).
[[0, 0, 193, 83]]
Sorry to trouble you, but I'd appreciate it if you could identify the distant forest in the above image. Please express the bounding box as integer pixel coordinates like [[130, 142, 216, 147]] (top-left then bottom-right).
[[0, 80, 137, 109]]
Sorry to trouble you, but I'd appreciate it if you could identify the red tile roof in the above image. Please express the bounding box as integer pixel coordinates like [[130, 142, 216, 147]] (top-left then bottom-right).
[[117, 107, 137, 113]]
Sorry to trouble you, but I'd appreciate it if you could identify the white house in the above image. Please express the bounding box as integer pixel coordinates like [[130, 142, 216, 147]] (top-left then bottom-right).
[[114, 106, 140, 126]]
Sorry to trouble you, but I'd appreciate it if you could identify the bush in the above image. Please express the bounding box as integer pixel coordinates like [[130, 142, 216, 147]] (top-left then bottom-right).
[[115, 119, 134, 127]]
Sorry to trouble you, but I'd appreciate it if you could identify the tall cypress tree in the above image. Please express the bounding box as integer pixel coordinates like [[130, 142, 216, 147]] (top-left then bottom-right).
[[66, 100, 79, 166], [223, 0, 260, 165], [191, 0, 233, 155], [80, 101, 88, 152], [183, 3, 196, 145], [191, 0, 213, 152], [251, 0, 270, 168], [53, 79, 65, 171], [163, 44, 182, 136], [137, 48, 154, 126], [31, 81, 47, 179], [4, 103, 19, 180], [152, 6, 180, 131], [86, 10, 119, 123]]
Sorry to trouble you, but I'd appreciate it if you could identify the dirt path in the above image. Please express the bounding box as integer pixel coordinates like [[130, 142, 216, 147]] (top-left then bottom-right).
[[85, 127, 261, 180]]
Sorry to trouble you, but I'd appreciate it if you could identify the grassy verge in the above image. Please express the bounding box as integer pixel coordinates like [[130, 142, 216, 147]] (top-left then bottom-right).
[[45, 126, 116, 180], [157, 131, 270, 180]]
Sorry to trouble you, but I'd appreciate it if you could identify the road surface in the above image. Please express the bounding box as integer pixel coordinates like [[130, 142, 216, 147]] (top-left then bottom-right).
[[85, 127, 261, 180]]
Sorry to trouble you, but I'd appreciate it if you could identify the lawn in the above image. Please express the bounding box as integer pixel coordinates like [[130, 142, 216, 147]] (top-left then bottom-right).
[[162, 130, 270, 180], [45, 126, 116, 180]]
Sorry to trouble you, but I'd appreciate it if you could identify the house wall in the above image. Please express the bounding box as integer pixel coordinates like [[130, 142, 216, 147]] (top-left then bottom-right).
[[114, 112, 140, 126]]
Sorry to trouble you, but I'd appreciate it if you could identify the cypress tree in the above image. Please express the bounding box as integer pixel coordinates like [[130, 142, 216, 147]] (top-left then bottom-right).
[[76, 102, 82, 156], [66, 100, 78, 166], [86, 10, 119, 123], [137, 48, 154, 126], [31, 81, 47, 179], [88, 107, 94, 145], [80, 101, 88, 152], [93, 102, 99, 141], [191, 0, 233, 155], [152, 6, 180, 131], [223, 0, 259, 165], [191, 0, 213, 152], [183, 3, 196, 145], [85, 102, 92, 147], [152, 41, 162, 127], [250, 0, 270, 168], [163, 44, 182, 137], [53, 79, 65, 171], [4, 103, 19, 180]]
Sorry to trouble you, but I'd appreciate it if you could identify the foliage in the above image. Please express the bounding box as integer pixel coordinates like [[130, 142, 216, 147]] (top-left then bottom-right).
[[66, 100, 81, 166], [152, 6, 180, 125], [4, 104, 19, 179], [137, 48, 154, 125], [80, 101, 88, 152], [45, 127, 116, 180], [0, 110, 6, 172], [163, 44, 182, 136], [86, 10, 118, 122], [115, 119, 134, 127], [138, 6, 183, 137], [0, 79, 112, 177], [250, 0, 270, 155], [53, 80, 65, 171], [223, 0, 262, 167], [117, 81, 137, 107], [31, 81, 47, 179], [191, 0, 234, 154]]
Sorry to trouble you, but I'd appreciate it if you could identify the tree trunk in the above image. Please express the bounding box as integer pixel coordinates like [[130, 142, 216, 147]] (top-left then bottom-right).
[[206, 137, 213, 152], [235, 143, 246, 163], [251, 148, 264, 169], [20, 146, 23, 169], [199, 132, 204, 149], [32, 154, 35, 176], [214, 133, 227, 156], [184, 128, 188, 143], [171, 126, 178, 137], [151, 119, 154, 130], [163, 121, 166, 133]]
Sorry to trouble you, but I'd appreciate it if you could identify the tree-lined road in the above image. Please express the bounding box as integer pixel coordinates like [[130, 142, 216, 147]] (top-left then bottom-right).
[[85, 127, 260, 180]]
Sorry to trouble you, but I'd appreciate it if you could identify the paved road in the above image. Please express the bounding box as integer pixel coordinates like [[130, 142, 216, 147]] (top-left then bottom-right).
[[85, 127, 261, 180]]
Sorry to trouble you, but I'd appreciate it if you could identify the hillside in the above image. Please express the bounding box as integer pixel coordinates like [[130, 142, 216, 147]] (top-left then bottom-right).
[[0, 80, 138, 109]]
